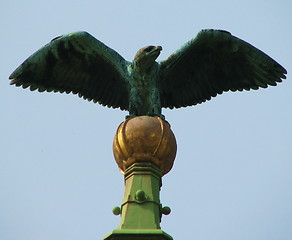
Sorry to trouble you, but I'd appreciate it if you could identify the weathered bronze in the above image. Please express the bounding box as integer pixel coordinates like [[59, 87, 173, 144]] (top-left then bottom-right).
[[9, 30, 286, 119]]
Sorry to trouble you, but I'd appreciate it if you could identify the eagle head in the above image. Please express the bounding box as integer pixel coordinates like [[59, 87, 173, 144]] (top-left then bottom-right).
[[133, 46, 162, 72]]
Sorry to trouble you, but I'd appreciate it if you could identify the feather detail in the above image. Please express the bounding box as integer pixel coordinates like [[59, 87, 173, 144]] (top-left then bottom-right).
[[9, 31, 131, 111], [159, 29, 286, 108]]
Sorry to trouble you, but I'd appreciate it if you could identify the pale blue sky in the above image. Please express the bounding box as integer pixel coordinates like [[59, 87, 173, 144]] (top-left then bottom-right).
[[1, 1, 291, 240]]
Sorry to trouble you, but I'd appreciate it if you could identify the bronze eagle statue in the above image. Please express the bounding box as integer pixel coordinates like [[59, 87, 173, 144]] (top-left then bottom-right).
[[9, 29, 287, 119]]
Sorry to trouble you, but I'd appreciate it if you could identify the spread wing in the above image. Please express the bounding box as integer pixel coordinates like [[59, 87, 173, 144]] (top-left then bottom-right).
[[9, 31, 131, 110], [159, 29, 287, 109]]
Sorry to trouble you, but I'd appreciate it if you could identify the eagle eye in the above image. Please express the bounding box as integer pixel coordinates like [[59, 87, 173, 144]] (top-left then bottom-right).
[[144, 46, 154, 52]]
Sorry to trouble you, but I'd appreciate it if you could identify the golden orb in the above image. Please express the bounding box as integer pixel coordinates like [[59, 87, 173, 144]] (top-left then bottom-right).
[[113, 116, 177, 175]]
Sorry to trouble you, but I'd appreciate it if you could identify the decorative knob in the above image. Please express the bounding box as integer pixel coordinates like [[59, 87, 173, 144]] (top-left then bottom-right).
[[112, 206, 121, 216], [135, 190, 147, 202], [161, 206, 171, 215]]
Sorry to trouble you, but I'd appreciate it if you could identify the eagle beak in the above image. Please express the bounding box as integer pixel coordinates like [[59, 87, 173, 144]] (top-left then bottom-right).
[[149, 46, 162, 59], [154, 46, 162, 53]]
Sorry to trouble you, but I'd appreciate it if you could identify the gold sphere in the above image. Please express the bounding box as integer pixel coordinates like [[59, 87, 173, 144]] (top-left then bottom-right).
[[113, 116, 177, 175]]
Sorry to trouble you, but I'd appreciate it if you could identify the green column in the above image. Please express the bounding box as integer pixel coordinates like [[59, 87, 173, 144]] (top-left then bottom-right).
[[103, 162, 172, 240]]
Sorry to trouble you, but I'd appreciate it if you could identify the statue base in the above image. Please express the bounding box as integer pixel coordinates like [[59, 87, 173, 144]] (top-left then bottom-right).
[[104, 229, 173, 240]]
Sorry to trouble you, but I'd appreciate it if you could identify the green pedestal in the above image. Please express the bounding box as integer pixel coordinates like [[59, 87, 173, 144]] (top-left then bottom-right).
[[104, 162, 173, 240], [104, 229, 172, 240]]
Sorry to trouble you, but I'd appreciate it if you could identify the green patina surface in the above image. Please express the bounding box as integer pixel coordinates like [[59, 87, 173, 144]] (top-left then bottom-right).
[[9, 30, 286, 120], [104, 162, 172, 240]]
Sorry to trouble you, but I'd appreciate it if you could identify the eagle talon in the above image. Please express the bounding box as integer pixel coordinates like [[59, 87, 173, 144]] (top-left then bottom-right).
[[147, 113, 165, 120], [125, 114, 136, 119], [126, 114, 165, 121], [158, 114, 166, 120]]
